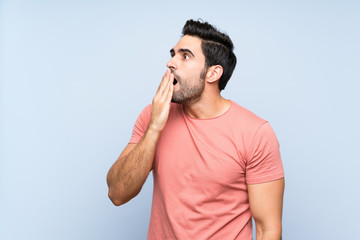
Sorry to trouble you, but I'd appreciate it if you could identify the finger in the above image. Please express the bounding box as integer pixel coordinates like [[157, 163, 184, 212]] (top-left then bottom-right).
[[156, 69, 171, 95], [157, 72, 173, 103], [158, 74, 172, 102], [164, 73, 174, 102]]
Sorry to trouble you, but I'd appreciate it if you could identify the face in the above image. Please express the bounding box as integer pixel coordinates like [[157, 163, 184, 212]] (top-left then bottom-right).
[[167, 35, 208, 104]]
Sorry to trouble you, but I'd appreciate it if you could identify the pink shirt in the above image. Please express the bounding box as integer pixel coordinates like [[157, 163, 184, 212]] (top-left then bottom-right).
[[129, 101, 284, 240]]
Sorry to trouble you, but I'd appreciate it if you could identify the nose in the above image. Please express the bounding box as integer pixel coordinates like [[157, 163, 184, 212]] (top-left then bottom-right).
[[166, 57, 177, 70]]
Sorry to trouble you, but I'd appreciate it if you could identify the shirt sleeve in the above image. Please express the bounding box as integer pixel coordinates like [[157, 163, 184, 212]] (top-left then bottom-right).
[[129, 104, 152, 144], [245, 122, 284, 184]]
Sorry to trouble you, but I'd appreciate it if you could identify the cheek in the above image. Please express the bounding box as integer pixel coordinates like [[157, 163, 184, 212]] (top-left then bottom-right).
[[180, 63, 205, 80]]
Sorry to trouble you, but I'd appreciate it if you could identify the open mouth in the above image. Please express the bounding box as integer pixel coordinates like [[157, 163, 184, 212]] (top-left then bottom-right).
[[173, 78, 178, 85]]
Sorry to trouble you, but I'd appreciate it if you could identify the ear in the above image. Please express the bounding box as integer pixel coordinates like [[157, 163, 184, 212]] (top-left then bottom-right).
[[206, 65, 223, 83]]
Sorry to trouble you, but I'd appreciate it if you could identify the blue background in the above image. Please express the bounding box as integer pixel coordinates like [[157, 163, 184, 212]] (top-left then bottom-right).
[[1, 0, 359, 239]]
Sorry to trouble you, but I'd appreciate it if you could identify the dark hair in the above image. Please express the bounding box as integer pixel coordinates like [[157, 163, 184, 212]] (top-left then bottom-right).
[[182, 19, 237, 91]]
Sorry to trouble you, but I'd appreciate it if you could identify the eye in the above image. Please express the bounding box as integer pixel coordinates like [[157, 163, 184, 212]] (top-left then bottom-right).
[[184, 54, 190, 60]]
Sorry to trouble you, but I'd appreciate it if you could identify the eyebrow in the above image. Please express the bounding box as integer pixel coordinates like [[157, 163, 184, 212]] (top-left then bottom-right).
[[170, 48, 195, 57]]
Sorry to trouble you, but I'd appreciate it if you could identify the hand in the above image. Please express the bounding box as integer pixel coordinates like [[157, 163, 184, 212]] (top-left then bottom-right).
[[149, 69, 174, 132]]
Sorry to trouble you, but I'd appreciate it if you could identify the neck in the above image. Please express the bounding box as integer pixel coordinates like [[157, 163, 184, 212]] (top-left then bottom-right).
[[183, 94, 231, 119]]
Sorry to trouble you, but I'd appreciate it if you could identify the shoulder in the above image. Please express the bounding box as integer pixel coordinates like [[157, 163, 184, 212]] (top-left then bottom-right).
[[138, 102, 182, 119], [134, 104, 152, 126], [228, 101, 267, 130], [143, 103, 152, 113]]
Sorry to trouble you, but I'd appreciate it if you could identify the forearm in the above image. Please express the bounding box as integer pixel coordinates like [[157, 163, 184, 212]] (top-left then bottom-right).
[[256, 226, 282, 240], [249, 178, 284, 240], [107, 127, 160, 206]]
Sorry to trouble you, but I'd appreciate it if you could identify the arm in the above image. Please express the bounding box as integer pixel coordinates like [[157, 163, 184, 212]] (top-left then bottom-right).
[[106, 69, 174, 206], [248, 178, 285, 240]]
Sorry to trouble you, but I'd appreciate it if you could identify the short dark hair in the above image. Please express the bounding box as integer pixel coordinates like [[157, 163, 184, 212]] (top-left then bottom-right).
[[182, 19, 237, 91]]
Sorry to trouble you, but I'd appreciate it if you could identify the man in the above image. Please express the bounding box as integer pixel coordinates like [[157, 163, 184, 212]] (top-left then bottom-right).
[[107, 19, 284, 240]]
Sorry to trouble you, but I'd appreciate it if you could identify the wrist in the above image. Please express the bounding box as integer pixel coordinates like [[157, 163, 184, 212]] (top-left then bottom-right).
[[146, 124, 162, 137]]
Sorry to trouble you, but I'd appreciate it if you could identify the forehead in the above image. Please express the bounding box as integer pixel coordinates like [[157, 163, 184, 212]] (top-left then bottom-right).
[[173, 35, 203, 55]]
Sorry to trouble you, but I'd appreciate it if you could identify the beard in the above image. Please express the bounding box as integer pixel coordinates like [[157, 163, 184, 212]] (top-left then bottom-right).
[[171, 67, 207, 104]]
